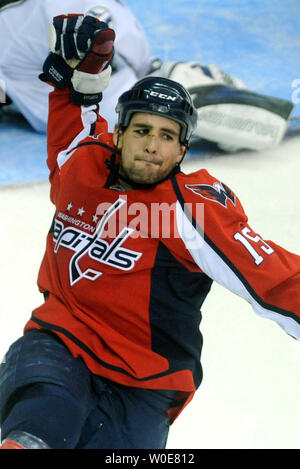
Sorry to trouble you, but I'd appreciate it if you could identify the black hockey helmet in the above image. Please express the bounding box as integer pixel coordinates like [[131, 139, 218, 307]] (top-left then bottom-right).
[[115, 76, 197, 146]]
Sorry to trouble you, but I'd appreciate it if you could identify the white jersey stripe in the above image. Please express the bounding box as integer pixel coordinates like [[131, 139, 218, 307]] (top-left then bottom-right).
[[175, 201, 300, 339], [57, 104, 98, 168]]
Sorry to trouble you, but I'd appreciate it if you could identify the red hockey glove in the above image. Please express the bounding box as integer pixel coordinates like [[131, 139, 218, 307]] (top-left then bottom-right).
[[41, 13, 115, 106]]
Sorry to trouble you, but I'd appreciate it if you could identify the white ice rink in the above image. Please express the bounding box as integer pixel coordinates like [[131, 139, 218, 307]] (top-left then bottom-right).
[[0, 135, 300, 449]]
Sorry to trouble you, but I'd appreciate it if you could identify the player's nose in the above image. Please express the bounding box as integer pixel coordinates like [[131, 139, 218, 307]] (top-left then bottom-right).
[[144, 134, 158, 153]]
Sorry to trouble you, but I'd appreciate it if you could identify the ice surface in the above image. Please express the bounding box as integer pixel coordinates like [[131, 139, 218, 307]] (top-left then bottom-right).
[[1, 135, 299, 449]]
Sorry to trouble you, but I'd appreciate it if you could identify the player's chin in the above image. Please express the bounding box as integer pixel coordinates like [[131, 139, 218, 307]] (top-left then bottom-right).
[[135, 169, 169, 185], [131, 165, 164, 185]]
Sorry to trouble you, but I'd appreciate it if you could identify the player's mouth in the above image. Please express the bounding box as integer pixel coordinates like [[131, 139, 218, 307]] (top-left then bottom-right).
[[135, 156, 162, 166]]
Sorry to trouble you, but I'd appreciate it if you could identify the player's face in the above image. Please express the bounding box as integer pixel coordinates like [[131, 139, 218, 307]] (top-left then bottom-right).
[[114, 113, 185, 186]]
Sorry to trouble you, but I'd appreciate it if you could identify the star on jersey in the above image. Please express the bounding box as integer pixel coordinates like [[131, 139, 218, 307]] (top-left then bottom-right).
[[77, 207, 85, 216], [185, 181, 236, 208], [64, 203, 99, 224]]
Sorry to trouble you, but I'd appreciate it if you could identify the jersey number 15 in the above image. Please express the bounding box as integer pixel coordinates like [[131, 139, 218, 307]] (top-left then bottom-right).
[[234, 227, 274, 265]]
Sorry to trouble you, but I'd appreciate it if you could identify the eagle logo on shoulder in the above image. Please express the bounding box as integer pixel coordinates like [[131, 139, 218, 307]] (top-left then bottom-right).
[[185, 181, 236, 207]]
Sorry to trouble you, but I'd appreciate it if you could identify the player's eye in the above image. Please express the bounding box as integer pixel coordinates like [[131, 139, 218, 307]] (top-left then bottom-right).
[[134, 128, 149, 136], [162, 133, 173, 141]]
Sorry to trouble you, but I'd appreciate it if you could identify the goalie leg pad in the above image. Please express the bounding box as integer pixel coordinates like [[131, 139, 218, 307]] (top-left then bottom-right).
[[189, 85, 293, 150]]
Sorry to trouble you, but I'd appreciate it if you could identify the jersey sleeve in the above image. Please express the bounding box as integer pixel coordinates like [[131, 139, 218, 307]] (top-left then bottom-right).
[[173, 170, 300, 340], [46, 87, 109, 199]]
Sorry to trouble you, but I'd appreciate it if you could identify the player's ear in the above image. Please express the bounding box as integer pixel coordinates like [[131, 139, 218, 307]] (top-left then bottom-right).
[[113, 124, 123, 148], [176, 144, 187, 164]]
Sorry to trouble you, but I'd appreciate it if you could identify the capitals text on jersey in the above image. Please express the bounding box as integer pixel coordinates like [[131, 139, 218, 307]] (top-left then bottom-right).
[[53, 198, 142, 285]]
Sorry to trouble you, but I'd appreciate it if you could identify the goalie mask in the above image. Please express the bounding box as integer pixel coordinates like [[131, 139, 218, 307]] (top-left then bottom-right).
[[115, 77, 197, 147]]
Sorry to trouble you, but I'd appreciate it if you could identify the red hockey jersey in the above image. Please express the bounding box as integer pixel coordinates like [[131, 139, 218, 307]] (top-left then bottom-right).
[[25, 88, 300, 421]]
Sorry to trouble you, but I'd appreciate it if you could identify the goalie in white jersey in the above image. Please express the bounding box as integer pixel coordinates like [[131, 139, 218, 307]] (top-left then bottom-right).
[[0, 0, 293, 151]]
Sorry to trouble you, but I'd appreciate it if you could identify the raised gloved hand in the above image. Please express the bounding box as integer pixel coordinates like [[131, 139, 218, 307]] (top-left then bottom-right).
[[41, 13, 115, 106]]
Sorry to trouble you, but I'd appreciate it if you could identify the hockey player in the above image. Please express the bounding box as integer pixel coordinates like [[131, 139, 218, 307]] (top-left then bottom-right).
[[1, 14, 300, 450], [0, 0, 293, 152]]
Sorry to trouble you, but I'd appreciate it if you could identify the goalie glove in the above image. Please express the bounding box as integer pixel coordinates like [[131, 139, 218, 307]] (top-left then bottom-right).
[[152, 62, 293, 151], [41, 13, 115, 106]]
